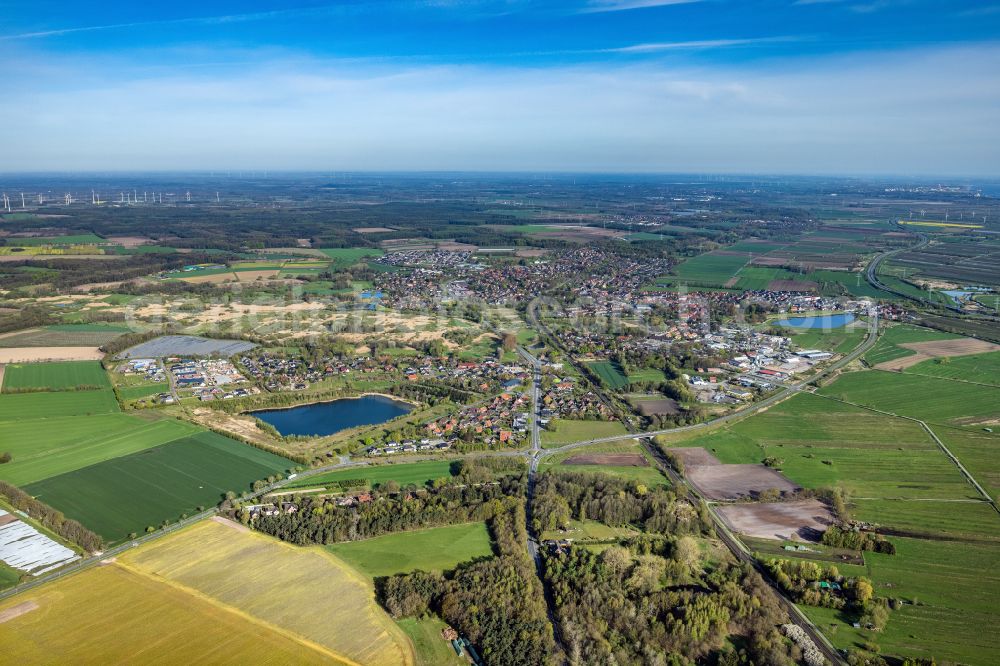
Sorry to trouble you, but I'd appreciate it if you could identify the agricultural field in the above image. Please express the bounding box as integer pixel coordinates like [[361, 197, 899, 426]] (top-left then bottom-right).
[[1, 360, 110, 392], [931, 426, 1000, 501], [123, 519, 413, 665], [286, 460, 457, 491], [26, 432, 293, 541], [0, 414, 200, 486], [327, 522, 492, 578], [863, 323, 963, 367], [319, 247, 384, 269], [902, 349, 1000, 386], [0, 518, 412, 665], [0, 564, 338, 665], [540, 418, 629, 447], [542, 441, 668, 486], [817, 370, 1000, 425], [0, 389, 120, 421], [586, 360, 629, 389], [0, 323, 129, 348], [663, 392, 974, 499]]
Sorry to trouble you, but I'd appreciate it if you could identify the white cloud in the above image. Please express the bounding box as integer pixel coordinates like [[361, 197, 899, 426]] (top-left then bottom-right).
[[580, 0, 701, 13], [0, 44, 998, 175]]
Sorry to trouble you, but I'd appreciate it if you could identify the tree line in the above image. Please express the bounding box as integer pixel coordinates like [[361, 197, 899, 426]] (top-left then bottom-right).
[[0, 480, 103, 553]]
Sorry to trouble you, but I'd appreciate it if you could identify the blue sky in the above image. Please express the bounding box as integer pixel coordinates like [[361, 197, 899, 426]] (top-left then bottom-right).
[[1, 1, 999, 175]]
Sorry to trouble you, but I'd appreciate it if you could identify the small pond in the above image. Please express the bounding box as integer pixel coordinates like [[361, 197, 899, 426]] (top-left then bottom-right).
[[250, 395, 412, 437], [774, 313, 856, 329]]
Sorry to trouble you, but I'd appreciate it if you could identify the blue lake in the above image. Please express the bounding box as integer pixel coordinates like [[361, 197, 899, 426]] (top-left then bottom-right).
[[775, 313, 856, 329], [250, 395, 412, 437]]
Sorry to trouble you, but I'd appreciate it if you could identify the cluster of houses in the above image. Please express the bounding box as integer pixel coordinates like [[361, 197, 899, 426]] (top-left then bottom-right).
[[423, 391, 529, 448], [365, 438, 452, 457], [240, 351, 530, 396], [168, 358, 254, 401], [118, 358, 165, 383]]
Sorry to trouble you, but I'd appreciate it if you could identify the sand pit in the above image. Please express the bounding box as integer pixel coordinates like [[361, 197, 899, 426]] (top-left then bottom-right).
[[687, 464, 800, 500], [563, 453, 649, 467], [875, 338, 1000, 371], [663, 447, 721, 468], [0, 347, 104, 363], [716, 499, 835, 542], [0, 601, 39, 624]]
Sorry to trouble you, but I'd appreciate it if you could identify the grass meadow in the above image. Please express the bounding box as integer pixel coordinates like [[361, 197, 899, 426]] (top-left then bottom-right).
[[587, 360, 630, 389], [904, 350, 1000, 386], [327, 522, 493, 578], [817, 371, 1000, 425], [540, 418, 629, 447], [667, 392, 973, 499], [288, 460, 458, 490], [863, 323, 960, 366]]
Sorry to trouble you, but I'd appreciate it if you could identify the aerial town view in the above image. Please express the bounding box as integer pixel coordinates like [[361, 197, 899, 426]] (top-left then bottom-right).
[[1, 2, 998, 666]]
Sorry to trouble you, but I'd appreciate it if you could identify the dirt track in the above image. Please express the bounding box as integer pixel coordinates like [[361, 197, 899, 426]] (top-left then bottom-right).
[[875, 338, 1000, 371], [716, 500, 835, 542]]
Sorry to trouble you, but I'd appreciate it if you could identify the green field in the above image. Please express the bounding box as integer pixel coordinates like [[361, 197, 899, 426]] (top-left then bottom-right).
[[318, 248, 384, 269], [931, 427, 1000, 502], [782, 322, 866, 354], [288, 460, 457, 490], [26, 432, 292, 541], [817, 371, 1000, 425], [396, 617, 466, 666], [327, 522, 493, 578], [0, 414, 201, 486], [540, 418, 629, 447], [626, 367, 668, 384], [116, 382, 170, 401], [863, 324, 962, 366], [587, 360, 629, 389], [0, 324, 128, 348], [666, 392, 973, 499], [0, 389, 120, 421], [802, 532, 1000, 665], [903, 350, 1000, 386], [2, 360, 111, 392]]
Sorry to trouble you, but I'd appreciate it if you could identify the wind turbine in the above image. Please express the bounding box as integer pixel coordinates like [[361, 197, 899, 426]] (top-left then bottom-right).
[[92, 190, 96, 205], [21, 193, 25, 208]]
